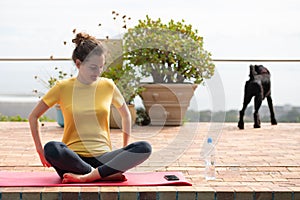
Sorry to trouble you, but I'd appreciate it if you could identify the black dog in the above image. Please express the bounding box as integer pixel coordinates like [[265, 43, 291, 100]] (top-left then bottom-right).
[[238, 65, 277, 129]]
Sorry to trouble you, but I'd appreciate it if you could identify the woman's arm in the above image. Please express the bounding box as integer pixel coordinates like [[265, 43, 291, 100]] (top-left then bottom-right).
[[28, 100, 51, 167], [117, 103, 131, 147]]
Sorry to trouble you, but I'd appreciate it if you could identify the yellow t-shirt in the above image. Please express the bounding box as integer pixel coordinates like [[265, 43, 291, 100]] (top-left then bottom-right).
[[42, 77, 125, 157]]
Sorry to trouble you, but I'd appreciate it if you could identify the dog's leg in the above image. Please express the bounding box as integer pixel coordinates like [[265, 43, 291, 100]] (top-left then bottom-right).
[[253, 113, 261, 128], [254, 94, 262, 128], [267, 96, 277, 125], [238, 109, 245, 129], [238, 82, 252, 129]]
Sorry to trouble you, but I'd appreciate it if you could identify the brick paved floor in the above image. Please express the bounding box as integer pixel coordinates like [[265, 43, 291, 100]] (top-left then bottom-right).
[[0, 122, 300, 200]]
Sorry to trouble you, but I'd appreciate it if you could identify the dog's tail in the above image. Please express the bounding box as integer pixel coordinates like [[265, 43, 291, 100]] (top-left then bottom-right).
[[249, 65, 257, 80]]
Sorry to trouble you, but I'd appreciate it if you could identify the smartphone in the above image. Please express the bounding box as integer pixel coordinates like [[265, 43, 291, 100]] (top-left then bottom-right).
[[164, 175, 179, 181]]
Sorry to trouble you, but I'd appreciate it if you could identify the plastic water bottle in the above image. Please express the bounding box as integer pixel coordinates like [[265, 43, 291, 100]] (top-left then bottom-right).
[[205, 137, 216, 180]]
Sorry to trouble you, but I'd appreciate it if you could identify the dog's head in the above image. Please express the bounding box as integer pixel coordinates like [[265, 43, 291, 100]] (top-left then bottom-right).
[[249, 65, 269, 77], [255, 65, 269, 75]]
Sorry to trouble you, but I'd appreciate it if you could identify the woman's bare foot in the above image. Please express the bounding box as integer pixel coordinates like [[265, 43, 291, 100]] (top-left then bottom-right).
[[62, 168, 100, 183], [62, 169, 126, 183], [62, 173, 85, 183]]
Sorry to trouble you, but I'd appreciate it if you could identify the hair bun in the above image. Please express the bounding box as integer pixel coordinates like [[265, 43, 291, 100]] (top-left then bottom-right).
[[72, 32, 92, 46]]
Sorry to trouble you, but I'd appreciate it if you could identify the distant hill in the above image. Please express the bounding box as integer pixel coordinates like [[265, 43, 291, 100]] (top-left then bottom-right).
[[186, 105, 300, 123]]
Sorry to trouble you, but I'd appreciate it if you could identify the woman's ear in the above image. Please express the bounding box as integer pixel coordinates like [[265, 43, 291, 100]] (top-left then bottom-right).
[[75, 59, 81, 69]]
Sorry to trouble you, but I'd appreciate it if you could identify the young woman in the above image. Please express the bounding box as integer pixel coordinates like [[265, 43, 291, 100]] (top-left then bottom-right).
[[29, 32, 152, 183]]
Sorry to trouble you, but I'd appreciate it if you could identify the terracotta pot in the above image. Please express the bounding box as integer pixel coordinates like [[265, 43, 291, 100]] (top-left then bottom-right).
[[110, 104, 137, 129], [140, 83, 197, 126]]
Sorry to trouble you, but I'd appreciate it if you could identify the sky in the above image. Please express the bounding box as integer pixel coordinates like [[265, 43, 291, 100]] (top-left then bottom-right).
[[0, 0, 300, 110]]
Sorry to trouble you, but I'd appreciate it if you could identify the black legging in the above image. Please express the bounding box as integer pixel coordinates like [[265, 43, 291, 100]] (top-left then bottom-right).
[[44, 141, 152, 179]]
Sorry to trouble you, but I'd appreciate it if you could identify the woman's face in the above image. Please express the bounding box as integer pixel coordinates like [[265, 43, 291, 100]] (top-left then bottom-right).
[[76, 54, 105, 84]]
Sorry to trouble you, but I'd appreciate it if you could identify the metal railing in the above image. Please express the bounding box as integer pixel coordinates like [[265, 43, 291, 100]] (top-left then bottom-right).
[[1, 58, 300, 62], [0, 57, 299, 118]]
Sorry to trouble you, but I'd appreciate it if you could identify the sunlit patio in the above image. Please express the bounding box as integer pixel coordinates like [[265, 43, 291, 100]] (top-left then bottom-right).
[[0, 122, 299, 199]]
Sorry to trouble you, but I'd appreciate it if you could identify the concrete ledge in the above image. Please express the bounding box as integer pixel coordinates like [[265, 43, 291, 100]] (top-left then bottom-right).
[[1, 190, 300, 200]]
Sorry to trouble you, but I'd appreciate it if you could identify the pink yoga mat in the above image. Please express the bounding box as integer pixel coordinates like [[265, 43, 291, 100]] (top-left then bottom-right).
[[0, 171, 192, 187]]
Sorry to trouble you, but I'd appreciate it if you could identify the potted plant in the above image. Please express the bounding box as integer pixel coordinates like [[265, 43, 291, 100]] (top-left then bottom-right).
[[123, 15, 215, 125], [33, 66, 73, 127], [101, 39, 143, 128]]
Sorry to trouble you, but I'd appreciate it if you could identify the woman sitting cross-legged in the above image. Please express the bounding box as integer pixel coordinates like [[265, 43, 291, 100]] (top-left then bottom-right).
[[28, 32, 152, 183]]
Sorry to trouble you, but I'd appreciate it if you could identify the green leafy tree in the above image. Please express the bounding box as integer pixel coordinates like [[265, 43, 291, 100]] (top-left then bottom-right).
[[123, 15, 215, 84]]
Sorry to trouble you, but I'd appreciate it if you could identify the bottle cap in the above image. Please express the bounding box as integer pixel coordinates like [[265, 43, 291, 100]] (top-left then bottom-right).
[[207, 137, 212, 144]]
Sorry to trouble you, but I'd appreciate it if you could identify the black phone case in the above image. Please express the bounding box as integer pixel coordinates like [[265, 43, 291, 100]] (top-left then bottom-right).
[[164, 175, 179, 181]]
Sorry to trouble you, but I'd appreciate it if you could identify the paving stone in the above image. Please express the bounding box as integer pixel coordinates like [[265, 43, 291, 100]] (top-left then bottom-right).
[[138, 192, 157, 200], [294, 192, 300, 200], [1, 192, 21, 200], [177, 192, 197, 200], [197, 191, 215, 200], [41, 192, 61, 200], [118, 192, 137, 200], [273, 192, 292, 200], [80, 192, 100, 200], [158, 191, 177, 200], [216, 192, 234, 200], [100, 191, 119, 200], [255, 192, 273, 200], [21, 192, 41, 200], [235, 192, 254, 200], [61, 192, 80, 200]]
